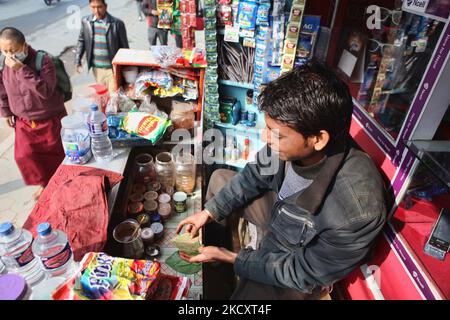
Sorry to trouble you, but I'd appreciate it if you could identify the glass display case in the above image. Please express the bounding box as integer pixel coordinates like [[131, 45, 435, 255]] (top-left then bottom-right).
[[327, 0, 450, 166], [388, 140, 450, 299]]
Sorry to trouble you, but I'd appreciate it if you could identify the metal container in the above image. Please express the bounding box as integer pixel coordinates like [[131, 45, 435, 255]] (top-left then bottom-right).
[[112, 219, 145, 259]]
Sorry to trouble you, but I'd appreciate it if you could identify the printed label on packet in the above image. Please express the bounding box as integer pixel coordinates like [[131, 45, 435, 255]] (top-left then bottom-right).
[[284, 40, 297, 55], [243, 37, 256, 48], [39, 242, 72, 270]]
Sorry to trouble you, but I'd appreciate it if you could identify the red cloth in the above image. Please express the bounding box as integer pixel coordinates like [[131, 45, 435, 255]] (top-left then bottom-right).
[[23, 165, 123, 261], [14, 114, 66, 186]]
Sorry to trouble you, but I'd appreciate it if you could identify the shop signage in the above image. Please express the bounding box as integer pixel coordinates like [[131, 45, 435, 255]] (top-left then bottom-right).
[[403, 0, 430, 14]]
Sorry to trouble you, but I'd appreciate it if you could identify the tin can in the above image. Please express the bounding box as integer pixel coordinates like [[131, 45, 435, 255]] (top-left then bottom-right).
[[158, 203, 172, 221], [141, 227, 155, 246], [144, 200, 158, 215], [173, 192, 188, 214], [158, 193, 171, 205], [150, 222, 164, 240], [150, 213, 162, 223]]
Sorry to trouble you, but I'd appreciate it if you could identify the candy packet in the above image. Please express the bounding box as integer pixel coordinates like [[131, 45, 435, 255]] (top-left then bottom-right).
[[52, 252, 161, 300], [122, 112, 172, 144]]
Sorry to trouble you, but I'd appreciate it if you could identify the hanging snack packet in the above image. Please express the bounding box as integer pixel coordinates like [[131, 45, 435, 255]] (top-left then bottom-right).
[[237, 1, 258, 30], [256, 3, 270, 26], [122, 112, 172, 144], [52, 252, 161, 300]]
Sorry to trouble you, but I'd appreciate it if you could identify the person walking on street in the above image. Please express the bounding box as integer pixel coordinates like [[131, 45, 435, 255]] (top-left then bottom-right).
[[0, 28, 67, 200], [135, 0, 144, 22], [75, 0, 129, 93], [141, 0, 168, 46]]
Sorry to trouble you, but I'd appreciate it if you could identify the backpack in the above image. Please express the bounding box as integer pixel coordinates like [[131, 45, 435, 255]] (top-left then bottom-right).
[[0, 51, 72, 102]]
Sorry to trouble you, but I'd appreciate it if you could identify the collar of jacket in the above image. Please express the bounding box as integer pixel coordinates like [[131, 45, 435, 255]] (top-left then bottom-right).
[[21, 46, 37, 67], [90, 13, 112, 23], [288, 139, 350, 216]]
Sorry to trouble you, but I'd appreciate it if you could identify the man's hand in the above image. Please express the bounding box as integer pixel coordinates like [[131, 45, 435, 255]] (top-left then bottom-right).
[[179, 246, 237, 264], [76, 65, 83, 74], [5, 56, 23, 71], [4, 116, 15, 128], [176, 210, 212, 237]]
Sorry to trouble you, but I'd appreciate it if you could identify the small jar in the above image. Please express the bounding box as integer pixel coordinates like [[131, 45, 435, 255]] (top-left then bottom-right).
[[60, 114, 92, 165], [155, 152, 176, 190], [158, 203, 172, 221], [144, 191, 159, 202], [128, 202, 144, 216], [132, 183, 147, 194], [144, 200, 158, 215], [173, 192, 188, 214], [158, 193, 171, 205], [175, 153, 196, 194], [147, 182, 161, 193], [135, 153, 157, 184], [129, 193, 145, 203]]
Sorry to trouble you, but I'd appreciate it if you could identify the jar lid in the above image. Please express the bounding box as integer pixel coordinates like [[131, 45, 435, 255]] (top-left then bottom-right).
[[158, 193, 171, 204], [150, 222, 164, 235], [141, 228, 155, 240], [144, 191, 159, 202], [145, 245, 161, 259], [173, 192, 187, 202], [144, 200, 158, 212], [130, 193, 145, 203], [61, 114, 85, 129], [0, 274, 28, 300]]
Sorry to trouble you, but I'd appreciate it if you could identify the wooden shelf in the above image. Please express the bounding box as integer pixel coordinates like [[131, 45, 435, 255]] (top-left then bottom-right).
[[218, 79, 254, 90]]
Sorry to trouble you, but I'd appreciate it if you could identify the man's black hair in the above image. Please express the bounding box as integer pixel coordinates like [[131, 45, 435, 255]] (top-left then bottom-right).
[[259, 60, 354, 144], [89, 0, 107, 4], [0, 27, 26, 45]]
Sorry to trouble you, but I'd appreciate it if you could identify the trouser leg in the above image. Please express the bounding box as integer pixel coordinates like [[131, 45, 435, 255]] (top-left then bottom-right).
[[148, 27, 158, 47], [156, 28, 169, 45]]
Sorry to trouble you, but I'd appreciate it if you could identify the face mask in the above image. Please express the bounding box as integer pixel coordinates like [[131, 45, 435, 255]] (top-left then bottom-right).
[[14, 51, 28, 62]]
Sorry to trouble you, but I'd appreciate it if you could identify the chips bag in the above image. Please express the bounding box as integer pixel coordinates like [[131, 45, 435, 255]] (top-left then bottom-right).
[[121, 112, 172, 144], [52, 252, 161, 300]]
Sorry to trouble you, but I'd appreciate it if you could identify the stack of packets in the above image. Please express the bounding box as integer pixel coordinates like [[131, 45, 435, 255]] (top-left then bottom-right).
[[52, 252, 191, 300], [165, 233, 202, 275], [52, 252, 161, 300], [203, 0, 220, 128], [180, 0, 196, 48], [281, 0, 306, 74]]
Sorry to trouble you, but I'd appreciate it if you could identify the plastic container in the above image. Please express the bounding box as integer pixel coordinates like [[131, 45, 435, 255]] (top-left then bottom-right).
[[175, 153, 196, 194], [0, 222, 45, 288], [72, 97, 93, 124], [122, 66, 139, 84], [61, 114, 92, 165], [87, 104, 114, 162], [0, 274, 29, 300], [32, 223, 75, 278], [89, 84, 110, 113], [155, 152, 176, 190], [173, 192, 188, 213]]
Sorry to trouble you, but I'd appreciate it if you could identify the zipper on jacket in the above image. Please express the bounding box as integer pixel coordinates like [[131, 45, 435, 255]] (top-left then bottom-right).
[[280, 207, 314, 228]]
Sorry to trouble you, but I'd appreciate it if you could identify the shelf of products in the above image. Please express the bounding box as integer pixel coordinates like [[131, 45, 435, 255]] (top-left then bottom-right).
[[218, 79, 254, 90]]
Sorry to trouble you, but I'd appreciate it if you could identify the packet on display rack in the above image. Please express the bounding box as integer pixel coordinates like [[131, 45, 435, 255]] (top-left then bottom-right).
[[52, 252, 161, 300], [122, 112, 172, 144], [237, 1, 259, 30]]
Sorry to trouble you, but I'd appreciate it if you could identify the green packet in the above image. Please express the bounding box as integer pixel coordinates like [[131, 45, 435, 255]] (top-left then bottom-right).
[[171, 233, 202, 256], [121, 112, 171, 144]]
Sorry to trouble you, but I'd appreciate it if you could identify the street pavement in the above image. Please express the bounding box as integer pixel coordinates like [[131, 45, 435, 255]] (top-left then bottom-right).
[[0, 0, 176, 227]]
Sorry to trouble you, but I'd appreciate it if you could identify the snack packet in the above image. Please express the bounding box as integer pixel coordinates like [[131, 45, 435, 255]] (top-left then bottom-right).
[[122, 112, 171, 144], [52, 252, 161, 300], [147, 274, 192, 300]]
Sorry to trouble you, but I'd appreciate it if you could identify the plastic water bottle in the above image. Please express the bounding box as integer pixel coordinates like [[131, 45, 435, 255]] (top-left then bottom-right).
[[32, 223, 75, 278], [87, 103, 113, 162], [0, 222, 45, 287]]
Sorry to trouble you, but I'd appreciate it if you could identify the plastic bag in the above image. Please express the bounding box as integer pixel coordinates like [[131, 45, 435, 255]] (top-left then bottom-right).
[[135, 71, 174, 94], [122, 112, 172, 143], [151, 46, 183, 68], [138, 96, 168, 119], [51, 252, 161, 300], [147, 274, 191, 300], [106, 88, 137, 114]]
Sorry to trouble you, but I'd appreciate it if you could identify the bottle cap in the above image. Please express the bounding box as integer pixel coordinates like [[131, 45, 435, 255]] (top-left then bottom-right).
[[90, 104, 99, 111], [37, 222, 52, 236], [0, 274, 28, 300], [0, 222, 14, 237]]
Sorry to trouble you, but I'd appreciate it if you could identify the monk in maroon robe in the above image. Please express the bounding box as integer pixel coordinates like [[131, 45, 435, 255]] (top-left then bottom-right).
[[0, 27, 66, 200]]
